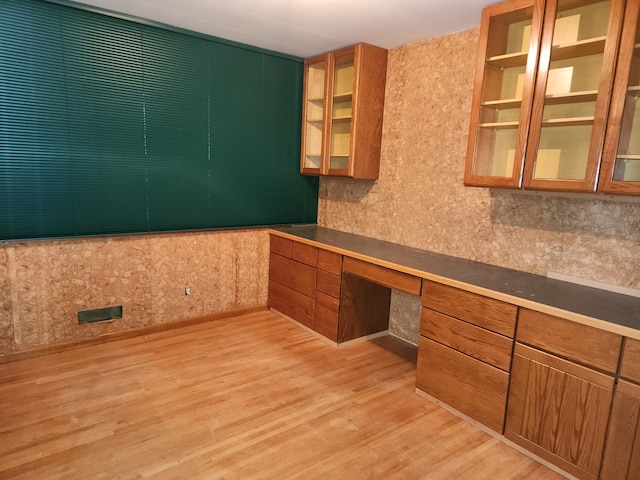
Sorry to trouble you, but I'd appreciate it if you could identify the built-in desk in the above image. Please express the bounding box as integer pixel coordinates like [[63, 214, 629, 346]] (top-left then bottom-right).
[[268, 225, 640, 480], [270, 225, 640, 339]]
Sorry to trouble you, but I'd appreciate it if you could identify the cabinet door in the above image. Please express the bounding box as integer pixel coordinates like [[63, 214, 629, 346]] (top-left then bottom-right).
[[505, 344, 614, 480], [464, 0, 545, 188], [326, 46, 355, 176], [601, 380, 640, 480], [599, 0, 640, 194], [522, 0, 624, 192], [301, 54, 328, 175]]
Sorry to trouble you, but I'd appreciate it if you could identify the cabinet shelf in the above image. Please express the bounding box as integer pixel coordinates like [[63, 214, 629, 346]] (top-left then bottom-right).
[[544, 90, 598, 105], [332, 115, 352, 123], [487, 51, 528, 69], [629, 85, 640, 94], [479, 121, 520, 129], [550, 36, 607, 61], [481, 98, 523, 109], [330, 153, 349, 158], [617, 154, 640, 160], [307, 118, 324, 124], [333, 92, 352, 102], [308, 97, 324, 104], [541, 116, 594, 127]]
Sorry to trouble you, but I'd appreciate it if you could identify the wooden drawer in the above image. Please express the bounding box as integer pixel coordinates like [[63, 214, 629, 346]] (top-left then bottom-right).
[[268, 280, 314, 328], [318, 249, 342, 275], [517, 308, 622, 374], [417, 337, 510, 433], [315, 292, 339, 342], [422, 280, 517, 338], [421, 308, 513, 372], [343, 257, 421, 295], [270, 235, 292, 258], [621, 337, 640, 384], [269, 253, 316, 299], [317, 270, 341, 299], [291, 242, 318, 267]]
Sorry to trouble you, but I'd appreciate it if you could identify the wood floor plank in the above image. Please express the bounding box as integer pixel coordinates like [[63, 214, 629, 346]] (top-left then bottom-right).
[[0, 311, 563, 479]]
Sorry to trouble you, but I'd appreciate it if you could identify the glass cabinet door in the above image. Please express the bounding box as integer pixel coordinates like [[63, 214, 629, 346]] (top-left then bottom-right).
[[464, 0, 545, 188], [327, 49, 355, 176], [301, 56, 327, 175], [599, 0, 640, 194], [523, 0, 624, 191]]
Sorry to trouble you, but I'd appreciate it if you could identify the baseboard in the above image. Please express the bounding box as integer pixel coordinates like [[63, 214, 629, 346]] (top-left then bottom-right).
[[415, 389, 579, 480], [0, 305, 268, 364], [270, 307, 389, 348]]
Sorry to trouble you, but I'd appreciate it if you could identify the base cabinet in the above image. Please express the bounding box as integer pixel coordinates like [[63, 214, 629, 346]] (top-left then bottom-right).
[[601, 338, 640, 479], [506, 310, 622, 480], [268, 234, 343, 342], [505, 344, 614, 480], [417, 280, 517, 433], [600, 380, 640, 480]]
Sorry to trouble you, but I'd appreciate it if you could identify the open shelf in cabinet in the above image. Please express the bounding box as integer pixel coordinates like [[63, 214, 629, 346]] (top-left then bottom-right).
[[479, 121, 520, 129], [541, 116, 595, 126], [481, 98, 523, 109]]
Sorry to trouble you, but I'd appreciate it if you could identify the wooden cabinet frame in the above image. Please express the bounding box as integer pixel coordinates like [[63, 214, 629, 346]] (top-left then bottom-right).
[[300, 43, 387, 179], [599, 0, 640, 194]]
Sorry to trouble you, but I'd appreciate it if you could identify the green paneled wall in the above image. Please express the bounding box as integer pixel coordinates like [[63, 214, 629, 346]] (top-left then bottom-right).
[[0, 0, 318, 240]]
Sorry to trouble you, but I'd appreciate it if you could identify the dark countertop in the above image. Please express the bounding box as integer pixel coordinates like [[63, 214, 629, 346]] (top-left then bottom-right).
[[271, 225, 640, 338]]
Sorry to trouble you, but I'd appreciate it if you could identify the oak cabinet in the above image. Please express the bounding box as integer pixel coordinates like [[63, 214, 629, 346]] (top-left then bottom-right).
[[465, 0, 627, 193], [505, 310, 622, 480], [600, 338, 640, 479], [599, 0, 640, 194], [300, 43, 388, 179], [268, 234, 343, 342], [417, 280, 517, 432]]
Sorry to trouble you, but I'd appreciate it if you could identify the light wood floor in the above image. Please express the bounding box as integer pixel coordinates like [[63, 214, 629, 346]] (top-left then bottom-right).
[[0, 311, 563, 479]]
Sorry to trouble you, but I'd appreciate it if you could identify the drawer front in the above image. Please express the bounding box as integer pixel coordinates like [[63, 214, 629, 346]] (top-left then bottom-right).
[[421, 280, 517, 338], [317, 270, 341, 299], [315, 292, 339, 342], [269, 253, 316, 299], [318, 249, 342, 275], [621, 338, 640, 384], [421, 308, 513, 372], [417, 337, 509, 433], [517, 309, 622, 374], [268, 280, 314, 328], [291, 242, 318, 267], [270, 235, 292, 258], [343, 257, 421, 295]]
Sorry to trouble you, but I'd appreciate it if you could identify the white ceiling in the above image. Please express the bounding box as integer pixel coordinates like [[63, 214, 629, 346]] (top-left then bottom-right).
[[74, 0, 496, 58]]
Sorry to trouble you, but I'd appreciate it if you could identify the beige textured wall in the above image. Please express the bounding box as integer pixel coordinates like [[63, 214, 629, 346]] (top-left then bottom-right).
[[0, 229, 269, 355], [319, 28, 640, 292]]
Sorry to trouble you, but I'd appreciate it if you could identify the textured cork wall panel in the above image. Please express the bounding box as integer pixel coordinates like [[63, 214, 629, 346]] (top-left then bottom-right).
[[0, 229, 268, 354], [319, 28, 640, 292], [0, 247, 13, 353], [149, 229, 269, 322]]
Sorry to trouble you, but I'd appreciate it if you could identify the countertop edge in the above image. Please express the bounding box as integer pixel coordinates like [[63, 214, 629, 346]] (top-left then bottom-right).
[[269, 227, 640, 341]]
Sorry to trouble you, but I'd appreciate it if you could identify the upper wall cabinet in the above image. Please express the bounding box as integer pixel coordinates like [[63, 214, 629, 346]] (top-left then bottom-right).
[[599, 0, 640, 194], [465, 0, 546, 189], [300, 43, 388, 179], [465, 0, 627, 194]]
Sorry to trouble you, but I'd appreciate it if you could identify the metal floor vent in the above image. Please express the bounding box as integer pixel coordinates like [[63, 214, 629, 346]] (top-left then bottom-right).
[[78, 306, 123, 324]]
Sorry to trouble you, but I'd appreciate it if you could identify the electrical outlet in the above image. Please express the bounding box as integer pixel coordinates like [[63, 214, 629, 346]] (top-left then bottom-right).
[[185, 287, 191, 296]]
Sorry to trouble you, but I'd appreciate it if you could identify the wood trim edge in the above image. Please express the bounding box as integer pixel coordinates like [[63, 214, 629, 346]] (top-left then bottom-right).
[[0, 305, 268, 364]]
